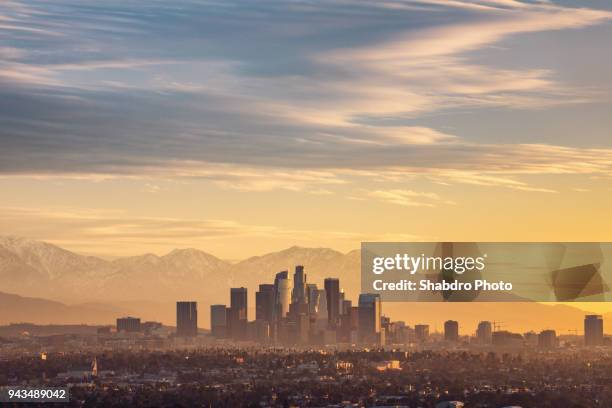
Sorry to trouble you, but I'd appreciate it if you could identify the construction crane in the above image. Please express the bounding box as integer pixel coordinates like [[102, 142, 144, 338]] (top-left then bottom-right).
[[492, 321, 504, 332]]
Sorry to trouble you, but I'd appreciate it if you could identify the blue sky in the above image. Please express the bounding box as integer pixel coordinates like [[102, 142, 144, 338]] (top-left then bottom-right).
[[1, 0, 612, 258]]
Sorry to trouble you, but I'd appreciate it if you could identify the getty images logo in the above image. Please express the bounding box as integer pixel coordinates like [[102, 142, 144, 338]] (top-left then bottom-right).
[[372, 253, 487, 275]]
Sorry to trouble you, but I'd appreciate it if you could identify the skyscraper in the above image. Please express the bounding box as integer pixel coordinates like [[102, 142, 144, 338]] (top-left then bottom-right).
[[229, 288, 248, 340], [256, 284, 275, 323], [315, 288, 328, 325], [444, 320, 459, 342], [477, 321, 492, 344], [358, 293, 381, 344], [176, 301, 198, 337], [210, 305, 228, 338], [584, 314, 604, 346], [325, 278, 340, 328], [291, 265, 307, 305], [306, 283, 319, 315], [274, 271, 291, 319]]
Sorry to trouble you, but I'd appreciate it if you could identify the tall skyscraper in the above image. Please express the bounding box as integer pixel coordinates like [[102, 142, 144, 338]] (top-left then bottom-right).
[[229, 287, 248, 340], [477, 321, 492, 344], [274, 271, 291, 319], [584, 314, 604, 346], [325, 278, 340, 328], [358, 293, 381, 344], [256, 284, 275, 323], [210, 305, 228, 338], [116, 316, 141, 332], [306, 283, 319, 315], [176, 301, 198, 337], [444, 320, 459, 342], [315, 288, 328, 324], [291, 265, 307, 305]]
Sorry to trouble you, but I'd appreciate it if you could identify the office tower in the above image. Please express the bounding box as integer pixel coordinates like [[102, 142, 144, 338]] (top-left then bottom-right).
[[350, 306, 360, 329], [306, 284, 319, 314], [584, 315, 604, 346], [444, 320, 459, 342], [538, 330, 557, 348], [116, 316, 141, 332], [291, 265, 307, 305], [476, 321, 493, 344], [296, 313, 310, 345], [342, 299, 352, 315], [325, 278, 340, 328], [338, 299, 354, 343], [358, 293, 381, 344], [229, 287, 248, 340], [176, 301, 198, 337], [274, 271, 291, 319], [315, 288, 328, 325], [415, 324, 429, 342], [210, 305, 228, 338], [256, 284, 275, 323]]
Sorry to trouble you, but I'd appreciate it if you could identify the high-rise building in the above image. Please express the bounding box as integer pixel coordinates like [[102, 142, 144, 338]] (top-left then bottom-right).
[[210, 305, 228, 338], [584, 315, 604, 346], [476, 321, 492, 344], [538, 329, 557, 348], [325, 278, 340, 328], [444, 320, 459, 342], [274, 271, 291, 319], [306, 283, 319, 315], [116, 316, 141, 332], [358, 293, 381, 344], [342, 299, 352, 316], [176, 301, 198, 337], [291, 265, 307, 305], [415, 324, 429, 342], [256, 284, 275, 323], [315, 288, 328, 326], [229, 288, 248, 340]]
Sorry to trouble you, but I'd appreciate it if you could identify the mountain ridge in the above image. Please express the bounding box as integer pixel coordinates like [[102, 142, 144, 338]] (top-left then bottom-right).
[[1, 236, 612, 332]]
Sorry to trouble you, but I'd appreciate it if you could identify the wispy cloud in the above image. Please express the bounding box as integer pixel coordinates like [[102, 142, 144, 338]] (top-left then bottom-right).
[[367, 189, 454, 208], [1, 0, 611, 197], [0, 206, 424, 257]]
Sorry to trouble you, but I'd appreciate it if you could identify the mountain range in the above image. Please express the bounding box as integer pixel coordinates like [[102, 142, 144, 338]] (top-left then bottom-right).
[[1, 236, 611, 332]]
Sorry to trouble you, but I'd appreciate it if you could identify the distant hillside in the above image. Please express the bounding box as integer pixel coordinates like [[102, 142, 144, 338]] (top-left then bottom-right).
[[0, 291, 127, 325], [1, 236, 612, 332]]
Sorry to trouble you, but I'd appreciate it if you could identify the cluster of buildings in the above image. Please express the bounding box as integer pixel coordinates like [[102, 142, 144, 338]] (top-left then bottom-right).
[[142, 265, 607, 349], [4, 348, 612, 407], [206, 266, 383, 345]]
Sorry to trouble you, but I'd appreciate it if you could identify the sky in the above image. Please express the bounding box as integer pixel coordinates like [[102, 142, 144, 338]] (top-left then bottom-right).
[[1, 0, 612, 261]]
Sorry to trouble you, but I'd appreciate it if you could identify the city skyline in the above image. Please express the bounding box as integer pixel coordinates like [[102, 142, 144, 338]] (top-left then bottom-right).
[[108, 262, 608, 347], [2, 0, 612, 405]]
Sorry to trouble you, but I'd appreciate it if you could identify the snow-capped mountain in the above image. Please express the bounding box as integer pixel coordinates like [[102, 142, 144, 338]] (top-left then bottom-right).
[[0, 236, 361, 304]]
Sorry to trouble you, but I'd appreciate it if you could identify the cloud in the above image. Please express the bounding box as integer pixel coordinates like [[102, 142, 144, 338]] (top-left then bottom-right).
[[142, 183, 161, 193], [0, 206, 423, 257], [368, 189, 448, 207], [1, 0, 611, 195]]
